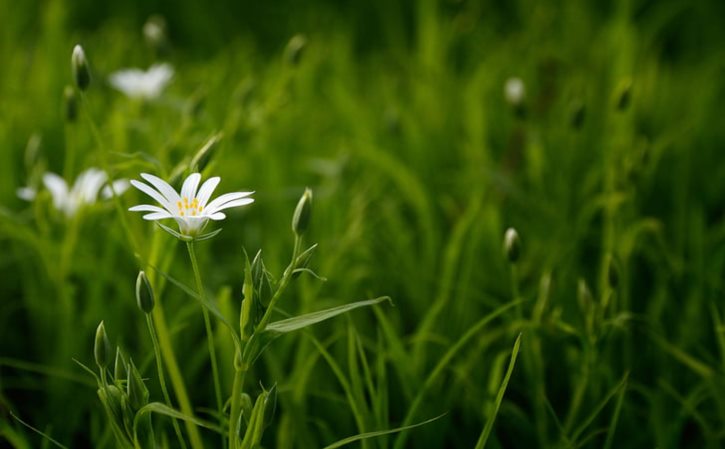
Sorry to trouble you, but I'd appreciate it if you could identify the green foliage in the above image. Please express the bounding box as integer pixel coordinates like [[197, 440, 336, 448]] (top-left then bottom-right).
[[1, 0, 724, 448]]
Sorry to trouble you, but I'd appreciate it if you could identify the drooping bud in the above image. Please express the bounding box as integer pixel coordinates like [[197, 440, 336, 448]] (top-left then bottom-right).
[[94, 321, 111, 369], [503, 228, 521, 263], [127, 358, 149, 411], [136, 271, 155, 313], [285, 34, 307, 66], [63, 85, 78, 122], [292, 188, 313, 236], [72, 45, 91, 91]]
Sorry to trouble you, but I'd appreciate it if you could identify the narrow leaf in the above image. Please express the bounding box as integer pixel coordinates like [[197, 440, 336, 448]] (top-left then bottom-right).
[[264, 297, 392, 334], [322, 413, 446, 449], [474, 333, 521, 449]]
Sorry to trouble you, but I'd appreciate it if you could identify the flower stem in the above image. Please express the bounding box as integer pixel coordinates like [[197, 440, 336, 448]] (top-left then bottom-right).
[[146, 314, 188, 449], [186, 241, 224, 447], [79, 92, 140, 257], [228, 364, 248, 449], [151, 303, 205, 449], [256, 235, 301, 332]]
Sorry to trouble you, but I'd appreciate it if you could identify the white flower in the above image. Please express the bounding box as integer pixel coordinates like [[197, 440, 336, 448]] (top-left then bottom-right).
[[109, 63, 173, 100], [19, 168, 129, 217], [129, 173, 254, 238], [504, 77, 526, 106]]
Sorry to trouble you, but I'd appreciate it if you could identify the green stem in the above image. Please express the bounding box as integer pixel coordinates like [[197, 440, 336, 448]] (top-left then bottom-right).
[[151, 304, 205, 449], [79, 92, 140, 257], [186, 241, 224, 447], [256, 236, 301, 332], [228, 365, 248, 449], [146, 314, 188, 449]]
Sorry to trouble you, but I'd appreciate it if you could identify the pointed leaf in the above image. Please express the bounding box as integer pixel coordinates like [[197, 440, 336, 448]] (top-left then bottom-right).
[[322, 413, 446, 449], [264, 297, 392, 335]]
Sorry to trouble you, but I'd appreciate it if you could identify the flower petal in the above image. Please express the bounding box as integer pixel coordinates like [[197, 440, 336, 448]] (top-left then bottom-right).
[[204, 191, 254, 212], [195, 177, 220, 208], [102, 179, 130, 199], [142, 211, 174, 220], [75, 169, 107, 203], [131, 179, 175, 212], [208, 212, 226, 220], [140, 173, 182, 205], [43, 173, 69, 210], [207, 197, 254, 213], [181, 173, 201, 201], [129, 204, 167, 213]]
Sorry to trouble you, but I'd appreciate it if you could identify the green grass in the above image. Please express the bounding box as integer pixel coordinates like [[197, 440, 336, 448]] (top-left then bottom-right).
[[1, 0, 724, 448]]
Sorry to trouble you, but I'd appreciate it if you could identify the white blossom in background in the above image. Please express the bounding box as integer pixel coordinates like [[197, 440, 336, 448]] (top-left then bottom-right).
[[109, 63, 173, 100], [129, 173, 254, 238], [18, 168, 129, 218], [504, 77, 526, 106]]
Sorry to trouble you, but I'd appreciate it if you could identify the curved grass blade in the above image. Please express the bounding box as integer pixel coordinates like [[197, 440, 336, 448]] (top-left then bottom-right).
[[474, 333, 521, 449], [322, 413, 447, 449], [9, 411, 69, 449]]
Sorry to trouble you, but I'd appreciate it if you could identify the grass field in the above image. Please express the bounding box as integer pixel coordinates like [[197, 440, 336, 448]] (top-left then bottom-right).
[[1, 0, 724, 448]]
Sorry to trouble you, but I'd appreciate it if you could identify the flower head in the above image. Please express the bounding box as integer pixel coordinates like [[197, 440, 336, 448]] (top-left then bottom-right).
[[109, 63, 173, 100], [129, 173, 254, 238], [19, 168, 129, 218]]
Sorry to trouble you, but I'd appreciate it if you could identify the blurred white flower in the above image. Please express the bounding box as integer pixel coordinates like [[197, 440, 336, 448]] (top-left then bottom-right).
[[109, 63, 173, 100], [504, 77, 526, 106], [19, 168, 129, 217], [129, 173, 254, 238]]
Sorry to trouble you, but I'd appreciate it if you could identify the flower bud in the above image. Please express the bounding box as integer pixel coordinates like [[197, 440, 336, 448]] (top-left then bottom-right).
[[127, 358, 149, 411], [285, 34, 307, 66], [98, 385, 125, 428], [72, 45, 91, 91], [504, 77, 526, 118], [503, 228, 520, 263], [136, 271, 155, 313], [143, 15, 169, 55], [94, 321, 111, 369], [292, 188, 313, 236], [63, 85, 78, 122]]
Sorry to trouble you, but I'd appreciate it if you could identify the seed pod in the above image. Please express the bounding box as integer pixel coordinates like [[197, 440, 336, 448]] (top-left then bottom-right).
[[136, 271, 155, 313], [72, 45, 91, 91], [63, 85, 78, 122], [94, 321, 111, 369], [292, 188, 313, 236], [503, 228, 521, 263]]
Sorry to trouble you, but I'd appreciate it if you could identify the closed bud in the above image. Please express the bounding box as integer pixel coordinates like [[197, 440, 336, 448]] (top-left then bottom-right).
[[94, 321, 111, 369], [63, 85, 78, 122], [136, 271, 155, 313], [292, 188, 313, 235], [72, 45, 91, 91], [98, 385, 126, 428], [143, 15, 169, 55], [285, 34, 307, 66], [504, 77, 526, 118], [127, 358, 149, 411], [503, 228, 520, 263]]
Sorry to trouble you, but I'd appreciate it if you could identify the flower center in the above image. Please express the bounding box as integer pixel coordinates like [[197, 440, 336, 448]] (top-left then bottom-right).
[[177, 197, 203, 217]]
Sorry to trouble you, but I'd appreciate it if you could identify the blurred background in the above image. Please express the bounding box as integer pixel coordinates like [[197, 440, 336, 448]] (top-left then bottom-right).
[[1, 0, 724, 448]]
